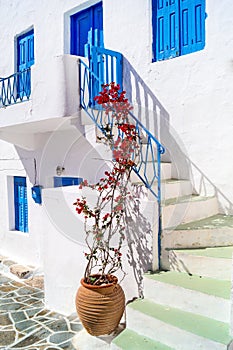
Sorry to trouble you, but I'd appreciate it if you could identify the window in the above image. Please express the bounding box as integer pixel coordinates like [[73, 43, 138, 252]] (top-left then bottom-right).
[[54, 177, 83, 187], [17, 29, 34, 71], [152, 0, 205, 62], [17, 29, 34, 98], [14, 176, 28, 233]]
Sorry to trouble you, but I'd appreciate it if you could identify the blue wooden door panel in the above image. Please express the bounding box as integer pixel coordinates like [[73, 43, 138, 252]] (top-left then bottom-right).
[[93, 3, 103, 44], [153, 0, 179, 61], [180, 0, 205, 55], [71, 2, 103, 57], [14, 176, 28, 233], [71, 8, 91, 57]]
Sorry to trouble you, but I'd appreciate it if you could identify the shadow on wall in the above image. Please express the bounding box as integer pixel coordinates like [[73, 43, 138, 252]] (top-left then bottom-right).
[[125, 184, 154, 298], [123, 56, 233, 214]]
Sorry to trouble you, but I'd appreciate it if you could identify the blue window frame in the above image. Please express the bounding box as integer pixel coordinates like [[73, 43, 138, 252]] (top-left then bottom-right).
[[14, 176, 28, 233], [54, 177, 83, 187], [152, 0, 205, 62], [17, 29, 34, 98], [70, 2, 103, 56], [17, 29, 34, 71]]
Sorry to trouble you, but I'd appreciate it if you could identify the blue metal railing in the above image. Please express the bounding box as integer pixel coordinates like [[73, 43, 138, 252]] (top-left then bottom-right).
[[79, 59, 165, 269], [0, 68, 31, 108]]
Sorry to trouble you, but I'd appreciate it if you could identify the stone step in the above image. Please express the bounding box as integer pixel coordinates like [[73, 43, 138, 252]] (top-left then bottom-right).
[[111, 329, 174, 350], [164, 214, 233, 247], [162, 195, 219, 228], [132, 178, 194, 202], [161, 179, 193, 201], [144, 272, 231, 323], [126, 299, 233, 350], [130, 162, 172, 182], [168, 246, 233, 280]]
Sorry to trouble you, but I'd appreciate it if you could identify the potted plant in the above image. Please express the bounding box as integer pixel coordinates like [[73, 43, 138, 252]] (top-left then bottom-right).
[[73, 83, 139, 336]]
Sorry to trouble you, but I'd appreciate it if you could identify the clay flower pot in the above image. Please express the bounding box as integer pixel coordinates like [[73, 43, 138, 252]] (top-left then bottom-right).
[[75, 275, 125, 336]]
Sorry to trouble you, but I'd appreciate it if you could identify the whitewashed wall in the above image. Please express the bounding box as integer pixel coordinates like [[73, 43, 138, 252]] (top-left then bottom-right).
[[0, 0, 233, 314], [104, 0, 233, 212], [42, 185, 156, 315], [0, 140, 42, 266]]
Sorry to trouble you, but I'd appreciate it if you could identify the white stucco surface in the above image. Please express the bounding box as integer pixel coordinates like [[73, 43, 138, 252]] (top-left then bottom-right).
[[42, 185, 156, 314], [0, 0, 233, 315], [104, 0, 233, 211]]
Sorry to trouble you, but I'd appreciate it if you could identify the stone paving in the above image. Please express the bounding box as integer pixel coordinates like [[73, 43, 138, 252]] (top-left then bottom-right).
[[0, 273, 83, 350]]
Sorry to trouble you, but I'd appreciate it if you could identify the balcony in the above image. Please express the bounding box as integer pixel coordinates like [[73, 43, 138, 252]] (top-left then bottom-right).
[[0, 55, 81, 130]]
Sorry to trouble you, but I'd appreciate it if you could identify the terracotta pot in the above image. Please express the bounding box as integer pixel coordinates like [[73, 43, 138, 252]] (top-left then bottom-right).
[[75, 275, 125, 336]]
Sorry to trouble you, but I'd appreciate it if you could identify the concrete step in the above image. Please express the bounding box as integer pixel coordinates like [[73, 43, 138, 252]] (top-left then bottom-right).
[[164, 214, 233, 247], [162, 195, 219, 228], [144, 272, 231, 323], [132, 178, 194, 202], [130, 162, 172, 183], [111, 329, 174, 350], [168, 246, 233, 280], [161, 179, 194, 201], [126, 299, 233, 350]]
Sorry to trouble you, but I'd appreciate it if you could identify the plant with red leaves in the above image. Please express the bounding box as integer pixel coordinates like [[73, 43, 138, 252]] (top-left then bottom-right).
[[73, 83, 139, 285]]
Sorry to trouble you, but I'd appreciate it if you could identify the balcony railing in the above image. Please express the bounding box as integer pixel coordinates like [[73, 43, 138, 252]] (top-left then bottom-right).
[[0, 68, 31, 108]]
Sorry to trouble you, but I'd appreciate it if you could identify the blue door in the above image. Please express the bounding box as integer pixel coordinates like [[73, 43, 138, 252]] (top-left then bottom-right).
[[14, 176, 28, 233], [70, 2, 103, 56], [17, 29, 34, 98]]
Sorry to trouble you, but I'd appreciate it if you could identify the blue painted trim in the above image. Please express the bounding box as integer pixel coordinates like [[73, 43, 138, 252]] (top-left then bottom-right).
[[14, 176, 28, 233], [54, 177, 83, 187], [152, 0, 205, 62]]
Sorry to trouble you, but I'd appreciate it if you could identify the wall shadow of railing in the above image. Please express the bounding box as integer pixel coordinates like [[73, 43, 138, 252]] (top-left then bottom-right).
[[123, 56, 233, 214], [125, 184, 153, 298]]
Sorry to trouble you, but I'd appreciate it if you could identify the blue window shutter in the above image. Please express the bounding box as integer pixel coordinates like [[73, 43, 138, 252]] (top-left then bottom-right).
[[167, 0, 179, 58], [180, 0, 205, 55], [14, 176, 28, 233], [17, 30, 34, 71], [54, 177, 83, 187], [192, 0, 205, 51], [153, 0, 179, 61]]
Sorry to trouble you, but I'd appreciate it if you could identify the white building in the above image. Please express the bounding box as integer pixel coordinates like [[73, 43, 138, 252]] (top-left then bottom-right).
[[1, 0, 233, 346]]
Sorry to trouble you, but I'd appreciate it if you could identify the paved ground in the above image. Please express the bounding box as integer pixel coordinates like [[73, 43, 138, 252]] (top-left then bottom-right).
[[0, 273, 83, 350]]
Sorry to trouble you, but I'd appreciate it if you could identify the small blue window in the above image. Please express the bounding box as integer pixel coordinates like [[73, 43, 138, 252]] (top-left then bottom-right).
[[17, 29, 34, 98], [17, 29, 34, 71], [152, 0, 205, 62], [14, 176, 28, 233], [54, 177, 83, 187]]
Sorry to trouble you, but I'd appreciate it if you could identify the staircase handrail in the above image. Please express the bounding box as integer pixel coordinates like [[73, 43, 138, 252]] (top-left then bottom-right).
[[79, 58, 165, 268]]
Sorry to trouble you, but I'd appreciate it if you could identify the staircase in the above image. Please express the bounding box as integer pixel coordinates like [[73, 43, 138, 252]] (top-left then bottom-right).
[[112, 170, 233, 349], [78, 39, 233, 348]]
